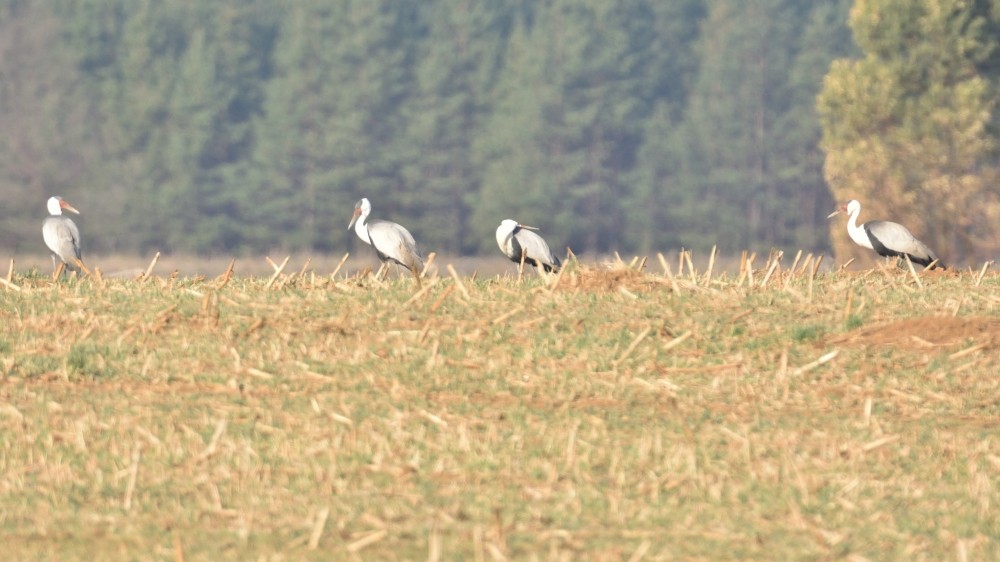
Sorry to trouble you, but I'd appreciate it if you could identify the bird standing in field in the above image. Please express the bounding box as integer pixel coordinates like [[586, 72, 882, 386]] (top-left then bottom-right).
[[348, 197, 424, 280], [43, 196, 86, 275], [828, 199, 944, 269], [495, 219, 561, 274]]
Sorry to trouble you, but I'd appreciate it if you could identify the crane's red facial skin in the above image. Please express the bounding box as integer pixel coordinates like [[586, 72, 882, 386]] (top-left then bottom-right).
[[60, 200, 81, 214], [348, 206, 363, 230]]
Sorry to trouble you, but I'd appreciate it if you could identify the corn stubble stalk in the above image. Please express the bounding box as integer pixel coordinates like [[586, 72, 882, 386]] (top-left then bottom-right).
[[808, 255, 822, 301], [546, 259, 567, 293], [760, 250, 783, 288], [657, 253, 679, 294], [0, 277, 19, 292], [447, 264, 470, 300], [215, 258, 236, 289], [123, 443, 142, 511], [421, 252, 437, 279], [427, 285, 453, 312], [1, 258, 19, 292], [138, 252, 161, 283], [614, 326, 652, 369], [975, 261, 991, 287], [684, 249, 697, 281], [265, 256, 290, 289], [704, 245, 717, 287], [904, 255, 923, 289], [330, 252, 350, 279], [296, 257, 313, 280]]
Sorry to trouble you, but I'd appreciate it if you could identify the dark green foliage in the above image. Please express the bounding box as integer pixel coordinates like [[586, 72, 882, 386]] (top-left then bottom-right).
[[1, 0, 859, 258]]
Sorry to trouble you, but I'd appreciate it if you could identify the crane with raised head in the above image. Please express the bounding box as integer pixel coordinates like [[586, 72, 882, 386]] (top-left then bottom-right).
[[43, 196, 86, 275], [828, 199, 944, 269], [348, 197, 424, 279]]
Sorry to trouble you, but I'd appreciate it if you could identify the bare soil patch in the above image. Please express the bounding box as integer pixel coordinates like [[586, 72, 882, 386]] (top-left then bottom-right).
[[830, 316, 1000, 350]]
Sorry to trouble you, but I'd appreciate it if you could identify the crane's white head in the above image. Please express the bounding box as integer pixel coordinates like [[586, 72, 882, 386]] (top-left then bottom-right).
[[47, 196, 80, 216], [498, 219, 518, 233], [496, 219, 540, 247], [498, 219, 538, 232], [348, 197, 372, 230]]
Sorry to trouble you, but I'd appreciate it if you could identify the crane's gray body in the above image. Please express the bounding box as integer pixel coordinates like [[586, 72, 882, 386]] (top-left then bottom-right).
[[496, 219, 561, 273], [349, 198, 424, 273], [43, 196, 83, 272], [839, 199, 944, 269]]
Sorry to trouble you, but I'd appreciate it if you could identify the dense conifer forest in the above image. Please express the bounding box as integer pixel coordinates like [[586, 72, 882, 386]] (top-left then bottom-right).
[[2, 1, 998, 263]]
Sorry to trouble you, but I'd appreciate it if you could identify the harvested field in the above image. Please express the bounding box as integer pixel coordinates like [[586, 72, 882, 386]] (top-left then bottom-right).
[[1, 254, 999, 560]]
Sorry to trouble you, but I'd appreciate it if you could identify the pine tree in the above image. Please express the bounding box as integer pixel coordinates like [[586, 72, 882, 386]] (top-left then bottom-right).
[[470, 8, 563, 253], [244, 1, 420, 254], [0, 2, 92, 253], [624, 0, 705, 253], [473, 0, 657, 255], [671, 0, 845, 254], [818, 0, 1000, 264], [400, 1, 508, 254]]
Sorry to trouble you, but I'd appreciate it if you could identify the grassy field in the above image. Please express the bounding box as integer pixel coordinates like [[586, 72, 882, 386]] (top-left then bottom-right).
[[1, 254, 999, 561]]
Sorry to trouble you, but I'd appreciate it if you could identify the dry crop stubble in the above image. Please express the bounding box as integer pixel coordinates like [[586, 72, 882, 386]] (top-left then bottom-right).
[[0, 257, 998, 560]]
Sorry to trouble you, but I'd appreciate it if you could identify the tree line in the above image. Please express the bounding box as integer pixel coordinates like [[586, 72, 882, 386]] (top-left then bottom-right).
[[1, 0, 998, 264]]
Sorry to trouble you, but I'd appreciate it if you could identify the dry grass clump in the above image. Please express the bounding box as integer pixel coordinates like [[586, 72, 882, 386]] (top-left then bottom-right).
[[1, 254, 999, 560]]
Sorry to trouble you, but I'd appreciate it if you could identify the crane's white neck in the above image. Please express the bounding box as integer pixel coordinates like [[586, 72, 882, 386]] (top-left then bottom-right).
[[845, 202, 873, 250], [353, 210, 371, 245], [496, 220, 517, 254]]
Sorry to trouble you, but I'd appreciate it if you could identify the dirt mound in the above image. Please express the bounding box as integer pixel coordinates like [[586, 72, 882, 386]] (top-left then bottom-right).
[[558, 263, 656, 293], [830, 316, 1000, 350]]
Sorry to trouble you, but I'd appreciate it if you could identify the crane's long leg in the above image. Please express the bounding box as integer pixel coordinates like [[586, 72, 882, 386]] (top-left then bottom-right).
[[73, 258, 91, 277], [401, 254, 422, 288], [518, 250, 526, 284]]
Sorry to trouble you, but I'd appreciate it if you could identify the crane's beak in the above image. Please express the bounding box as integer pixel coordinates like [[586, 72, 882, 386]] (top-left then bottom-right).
[[347, 208, 361, 230], [61, 201, 81, 214], [826, 204, 848, 219], [517, 223, 539, 231]]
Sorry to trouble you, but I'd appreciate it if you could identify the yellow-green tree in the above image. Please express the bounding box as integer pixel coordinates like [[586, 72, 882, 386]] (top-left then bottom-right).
[[818, 0, 1000, 265]]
